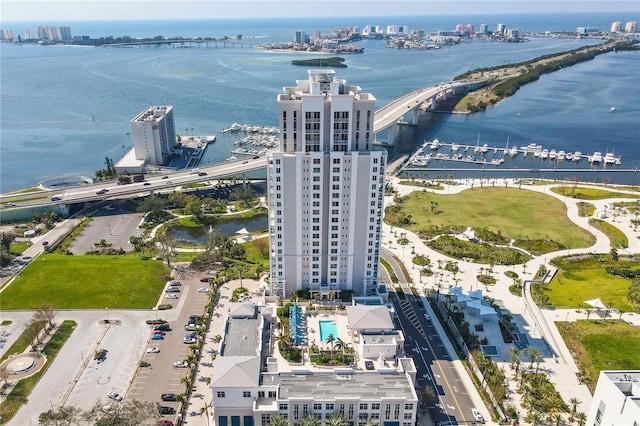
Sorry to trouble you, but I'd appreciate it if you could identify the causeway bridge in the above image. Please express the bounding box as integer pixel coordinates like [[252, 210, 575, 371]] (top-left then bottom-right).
[[0, 79, 488, 218]]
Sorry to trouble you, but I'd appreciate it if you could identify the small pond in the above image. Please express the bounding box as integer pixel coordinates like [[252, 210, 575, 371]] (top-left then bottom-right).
[[168, 215, 268, 244]]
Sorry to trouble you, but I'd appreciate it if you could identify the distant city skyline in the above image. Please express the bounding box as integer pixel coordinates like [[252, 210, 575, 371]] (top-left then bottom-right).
[[2, 0, 638, 23]]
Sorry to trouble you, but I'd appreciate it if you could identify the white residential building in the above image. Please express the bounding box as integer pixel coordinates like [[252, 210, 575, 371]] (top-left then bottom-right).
[[210, 303, 418, 426], [610, 21, 623, 32], [267, 70, 386, 298], [129, 105, 176, 166], [496, 23, 507, 34], [626, 21, 638, 33], [587, 371, 640, 426]]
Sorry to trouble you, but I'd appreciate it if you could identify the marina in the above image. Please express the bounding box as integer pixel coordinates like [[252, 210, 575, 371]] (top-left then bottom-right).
[[406, 139, 621, 169]]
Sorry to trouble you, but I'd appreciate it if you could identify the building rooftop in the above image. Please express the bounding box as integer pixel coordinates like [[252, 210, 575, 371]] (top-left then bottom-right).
[[345, 305, 394, 331], [266, 370, 417, 400], [131, 105, 172, 123], [221, 309, 262, 357]]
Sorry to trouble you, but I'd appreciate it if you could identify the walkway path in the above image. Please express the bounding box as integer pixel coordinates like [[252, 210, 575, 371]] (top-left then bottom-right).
[[384, 176, 640, 423]]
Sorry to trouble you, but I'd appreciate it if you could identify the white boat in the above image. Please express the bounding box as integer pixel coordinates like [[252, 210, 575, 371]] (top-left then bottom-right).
[[565, 152, 573, 161], [573, 151, 582, 161], [509, 146, 518, 157], [540, 149, 549, 159], [451, 143, 460, 152], [549, 149, 557, 160], [480, 143, 488, 154], [222, 123, 242, 133], [603, 152, 621, 165], [610, 107, 616, 113], [430, 139, 441, 150], [557, 150, 566, 161], [589, 152, 603, 163]]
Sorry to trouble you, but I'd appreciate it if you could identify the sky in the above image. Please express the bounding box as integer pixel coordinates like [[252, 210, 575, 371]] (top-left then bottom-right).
[[2, 0, 638, 22]]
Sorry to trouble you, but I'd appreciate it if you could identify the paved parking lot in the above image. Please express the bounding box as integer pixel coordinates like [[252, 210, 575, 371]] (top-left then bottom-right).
[[68, 208, 144, 254]]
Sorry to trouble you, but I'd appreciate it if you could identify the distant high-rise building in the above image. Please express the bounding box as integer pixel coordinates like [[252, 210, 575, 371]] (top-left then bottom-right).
[[24, 29, 37, 39], [465, 24, 475, 35], [479, 24, 489, 34], [267, 70, 386, 297], [386, 25, 409, 36], [610, 21, 623, 32], [362, 25, 383, 38], [455, 24, 465, 32], [294, 30, 306, 44], [587, 371, 640, 426], [36, 26, 72, 40], [496, 23, 507, 34], [1, 29, 14, 40], [625, 21, 638, 33], [130, 106, 176, 166]]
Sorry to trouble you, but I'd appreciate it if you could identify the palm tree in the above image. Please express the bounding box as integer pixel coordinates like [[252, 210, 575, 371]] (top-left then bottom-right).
[[525, 411, 543, 426], [300, 414, 321, 426], [327, 413, 348, 426], [199, 402, 212, 426], [506, 346, 521, 369], [569, 397, 581, 417], [524, 347, 543, 369], [269, 415, 289, 426], [550, 412, 564, 426], [325, 333, 336, 357], [334, 337, 346, 356], [575, 412, 587, 426]]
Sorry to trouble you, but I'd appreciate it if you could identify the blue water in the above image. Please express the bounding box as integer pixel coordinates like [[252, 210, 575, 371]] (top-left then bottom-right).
[[319, 320, 339, 342], [1, 13, 639, 192]]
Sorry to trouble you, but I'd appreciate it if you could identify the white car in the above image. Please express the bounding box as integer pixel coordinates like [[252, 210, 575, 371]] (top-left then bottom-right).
[[108, 391, 123, 402], [165, 294, 178, 299], [472, 408, 485, 424], [173, 361, 189, 368], [197, 287, 209, 293], [146, 347, 160, 354]]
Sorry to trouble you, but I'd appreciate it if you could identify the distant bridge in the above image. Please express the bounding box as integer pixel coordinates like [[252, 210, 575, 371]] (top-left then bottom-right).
[[101, 38, 256, 48]]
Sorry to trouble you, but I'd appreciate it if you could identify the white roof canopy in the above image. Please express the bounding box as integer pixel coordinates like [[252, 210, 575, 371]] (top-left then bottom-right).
[[584, 298, 607, 309]]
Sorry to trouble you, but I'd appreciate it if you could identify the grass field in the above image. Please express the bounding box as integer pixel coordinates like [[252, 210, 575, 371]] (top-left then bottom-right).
[[1, 254, 168, 309], [388, 187, 594, 249], [551, 186, 640, 200], [546, 255, 639, 311], [557, 320, 640, 392]]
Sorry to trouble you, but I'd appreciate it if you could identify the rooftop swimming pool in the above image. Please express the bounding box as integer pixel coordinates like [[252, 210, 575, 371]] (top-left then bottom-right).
[[319, 320, 338, 342]]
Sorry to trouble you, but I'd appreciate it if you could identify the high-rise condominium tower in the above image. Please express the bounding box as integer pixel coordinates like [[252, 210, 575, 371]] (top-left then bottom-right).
[[267, 70, 386, 298]]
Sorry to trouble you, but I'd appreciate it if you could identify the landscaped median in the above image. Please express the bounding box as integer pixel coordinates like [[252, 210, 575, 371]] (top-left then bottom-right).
[[0, 320, 77, 423]]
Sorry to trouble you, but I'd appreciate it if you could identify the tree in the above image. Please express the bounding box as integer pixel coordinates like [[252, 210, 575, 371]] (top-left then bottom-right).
[[269, 415, 289, 426], [83, 399, 160, 426], [154, 232, 176, 270], [524, 347, 543, 369], [327, 413, 349, 426], [199, 402, 212, 426], [325, 333, 336, 357], [575, 412, 587, 426], [38, 406, 82, 426], [506, 346, 521, 370], [334, 337, 347, 357], [254, 237, 269, 258], [300, 414, 322, 426], [35, 304, 58, 329], [0, 231, 16, 266], [550, 412, 564, 426]]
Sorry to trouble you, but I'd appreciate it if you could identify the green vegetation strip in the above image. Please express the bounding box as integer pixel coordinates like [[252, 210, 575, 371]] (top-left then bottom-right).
[[557, 320, 640, 393], [544, 254, 638, 311], [385, 188, 593, 254], [0, 321, 45, 363], [1, 254, 168, 309], [380, 258, 398, 283], [588, 219, 629, 249], [551, 186, 639, 200], [291, 57, 347, 68], [6, 187, 43, 194], [0, 320, 77, 423]]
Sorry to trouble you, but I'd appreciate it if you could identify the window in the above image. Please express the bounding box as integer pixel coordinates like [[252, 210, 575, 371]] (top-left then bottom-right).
[[596, 408, 604, 423], [404, 413, 413, 420], [326, 404, 334, 410], [359, 403, 368, 410], [217, 391, 226, 398], [243, 391, 251, 398], [261, 414, 271, 426], [279, 403, 288, 411], [313, 403, 322, 410], [258, 391, 265, 398], [404, 403, 413, 411]]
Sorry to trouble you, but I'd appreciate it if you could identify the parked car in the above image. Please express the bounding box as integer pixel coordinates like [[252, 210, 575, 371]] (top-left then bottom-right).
[[173, 361, 189, 368], [183, 334, 196, 344], [165, 294, 178, 299], [472, 408, 485, 424], [108, 391, 123, 402], [151, 333, 164, 340], [157, 420, 174, 426], [364, 360, 375, 370], [160, 406, 176, 415], [199, 276, 210, 282], [154, 324, 171, 331], [146, 347, 160, 354], [184, 324, 196, 331], [153, 330, 166, 335], [165, 287, 180, 293], [166, 280, 181, 286], [197, 287, 209, 293], [161, 393, 177, 401]]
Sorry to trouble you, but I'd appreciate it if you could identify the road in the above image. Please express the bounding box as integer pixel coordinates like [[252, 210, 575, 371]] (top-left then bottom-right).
[[381, 248, 481, 425]]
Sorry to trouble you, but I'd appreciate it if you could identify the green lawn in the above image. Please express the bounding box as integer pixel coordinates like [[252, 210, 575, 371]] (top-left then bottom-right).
[[551, 186, 640, 200], [388, 187, 594, 250], [1, 254, 168, 309], [546, 255, 639, 311], [557, 320, 640, 392]]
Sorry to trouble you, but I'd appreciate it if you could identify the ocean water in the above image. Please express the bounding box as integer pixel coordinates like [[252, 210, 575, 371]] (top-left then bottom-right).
[[1, 13, 639, 191]]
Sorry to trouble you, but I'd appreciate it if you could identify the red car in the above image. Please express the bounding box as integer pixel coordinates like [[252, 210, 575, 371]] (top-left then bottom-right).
[[153, 330, 166, 335], [157, 420, 174, 426], [199, 277, 210, 282]]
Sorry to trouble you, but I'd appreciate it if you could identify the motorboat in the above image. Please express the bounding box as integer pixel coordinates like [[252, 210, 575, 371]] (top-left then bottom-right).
[[430, 139, 441, 150], [549, 149, 557, 160], [540, 149, 549, 159], [565, 152, 573, 161], [603, 152, 621, 165], [480, 143, 488, 154], [509, 146, 518, 157], [573, 151, 582, 161], [557, 150, 566, 161], [451, 143, 460, 152], [589, 152, 603, 164]]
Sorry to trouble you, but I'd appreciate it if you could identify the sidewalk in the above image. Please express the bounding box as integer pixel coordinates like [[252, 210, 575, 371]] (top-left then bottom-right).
[[383, 176, 640, 421]]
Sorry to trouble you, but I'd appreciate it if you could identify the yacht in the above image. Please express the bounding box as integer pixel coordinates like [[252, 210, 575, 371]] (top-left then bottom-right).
[[430, 139, 441, 150], [573, 151, 582, 161], [565, 152, 573, 161], [540, 149, 549, 159], [480, 143, 488, 154], [549, 149, 557, 160], [589, 152, 603, 164], [557, 150, 566, 161], [603, 152, 621, 165], [509, 146, 518, 157], [451, 143, 460, 152]]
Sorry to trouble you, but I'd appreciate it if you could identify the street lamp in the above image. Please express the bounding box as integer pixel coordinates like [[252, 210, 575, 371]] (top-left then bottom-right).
[[105, 307, 110, 323], [49, 397, 54, 412]]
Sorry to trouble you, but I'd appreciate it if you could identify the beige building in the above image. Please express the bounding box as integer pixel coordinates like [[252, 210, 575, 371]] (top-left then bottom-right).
[[267, 70, 386, 298]]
